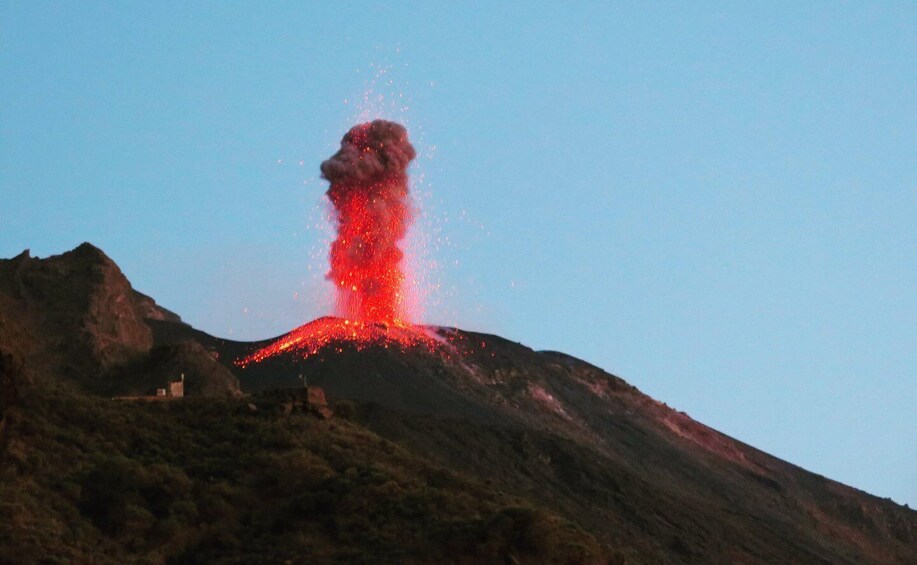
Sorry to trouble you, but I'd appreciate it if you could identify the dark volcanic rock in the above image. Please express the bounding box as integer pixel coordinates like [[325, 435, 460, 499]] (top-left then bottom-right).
[[165, 321, 913, 563], [146, 317, 917, 562]]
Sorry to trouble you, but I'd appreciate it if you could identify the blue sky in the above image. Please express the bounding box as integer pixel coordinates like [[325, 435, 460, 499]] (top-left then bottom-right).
[[2, 3, 914, 506]]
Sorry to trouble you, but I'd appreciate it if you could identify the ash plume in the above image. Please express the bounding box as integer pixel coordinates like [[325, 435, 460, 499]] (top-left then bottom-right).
[[320, 120, 417, 323]]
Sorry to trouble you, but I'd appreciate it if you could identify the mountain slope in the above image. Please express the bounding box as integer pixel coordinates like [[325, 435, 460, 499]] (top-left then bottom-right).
[[1, 244, 915, 563], [0, 380, 607, 563], [153, 318, 916, 563]]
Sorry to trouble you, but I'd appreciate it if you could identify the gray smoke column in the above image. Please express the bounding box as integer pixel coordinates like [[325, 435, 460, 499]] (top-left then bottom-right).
[[320, 120, 417, 323]]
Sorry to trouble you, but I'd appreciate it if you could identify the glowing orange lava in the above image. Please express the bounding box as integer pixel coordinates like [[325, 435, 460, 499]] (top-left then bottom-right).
[[237, 120, 431, 367], [236, 316, 440, 367], [322, 120, 416, 324]]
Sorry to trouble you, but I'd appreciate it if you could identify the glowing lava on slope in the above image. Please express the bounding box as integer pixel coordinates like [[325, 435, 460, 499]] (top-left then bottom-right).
[[237, 120, 439, 367], [236, 317, 441, 367]]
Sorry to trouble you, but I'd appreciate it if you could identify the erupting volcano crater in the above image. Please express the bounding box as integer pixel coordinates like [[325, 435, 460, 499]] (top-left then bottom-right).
[[236, 316, 442, 367], [237, 119, 438, 367]]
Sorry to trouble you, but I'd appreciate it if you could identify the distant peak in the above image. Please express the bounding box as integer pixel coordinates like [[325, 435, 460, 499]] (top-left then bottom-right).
[[59, 242, 118, 268], [72, 242, 106, 256]]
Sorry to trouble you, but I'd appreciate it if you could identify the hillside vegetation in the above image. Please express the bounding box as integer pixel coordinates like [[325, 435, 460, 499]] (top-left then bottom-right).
[[0, 369, 609, 564]]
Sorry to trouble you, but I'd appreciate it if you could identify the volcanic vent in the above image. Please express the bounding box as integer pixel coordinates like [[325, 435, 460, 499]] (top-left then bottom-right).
[[238, 120, 439, 367]]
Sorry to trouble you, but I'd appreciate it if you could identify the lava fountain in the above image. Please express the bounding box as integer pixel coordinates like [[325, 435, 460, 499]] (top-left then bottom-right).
[[237, 120, 439, 367], [322, 119, 415, 322]]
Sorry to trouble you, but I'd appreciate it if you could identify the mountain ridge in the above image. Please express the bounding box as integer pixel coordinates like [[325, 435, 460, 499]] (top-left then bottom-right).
[[1, 243, 914, 563]]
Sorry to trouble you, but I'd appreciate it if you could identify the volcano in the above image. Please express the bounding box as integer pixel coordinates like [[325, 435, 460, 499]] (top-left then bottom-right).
[[1, 244, 915, 563]]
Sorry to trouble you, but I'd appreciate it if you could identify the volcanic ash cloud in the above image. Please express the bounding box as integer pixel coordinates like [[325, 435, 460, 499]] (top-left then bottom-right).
[[320, 120, 417, 324]]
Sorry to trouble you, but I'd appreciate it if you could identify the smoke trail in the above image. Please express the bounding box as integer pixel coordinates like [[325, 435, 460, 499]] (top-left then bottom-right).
[[320, 120, 417, 323]]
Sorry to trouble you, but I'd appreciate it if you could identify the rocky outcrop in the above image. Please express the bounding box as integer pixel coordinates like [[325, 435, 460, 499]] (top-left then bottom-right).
[[0, 244, 236, 397], [131, 290, 185, 325], [0, 243, 193, 394], [253, 387, 335, 419], [0, 243, 164, 389]]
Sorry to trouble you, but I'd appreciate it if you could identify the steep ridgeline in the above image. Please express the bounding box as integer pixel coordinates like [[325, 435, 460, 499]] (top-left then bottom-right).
[[0, 244, 238, 397]]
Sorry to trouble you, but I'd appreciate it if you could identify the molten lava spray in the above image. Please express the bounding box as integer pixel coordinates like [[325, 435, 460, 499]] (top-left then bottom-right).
[[235, 120, 447, 368], [320, 120, 416, 324]]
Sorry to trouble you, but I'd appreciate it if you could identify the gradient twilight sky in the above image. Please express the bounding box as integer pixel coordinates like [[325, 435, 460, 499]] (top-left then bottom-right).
[[1, 3, 914, 506]]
